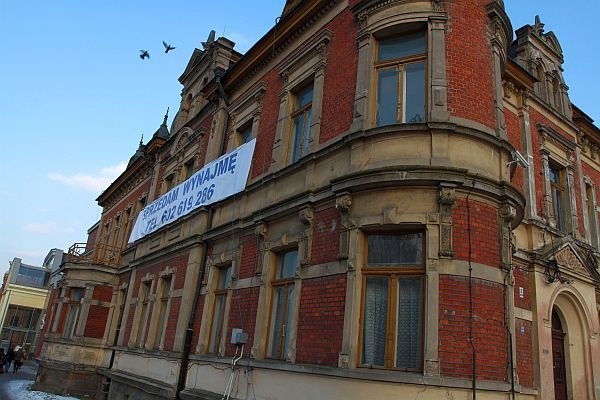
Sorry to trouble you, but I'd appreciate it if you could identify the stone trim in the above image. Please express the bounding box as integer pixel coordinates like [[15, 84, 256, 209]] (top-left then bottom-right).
[[351, 1, 448, 131], [271, 31, 331, 170]]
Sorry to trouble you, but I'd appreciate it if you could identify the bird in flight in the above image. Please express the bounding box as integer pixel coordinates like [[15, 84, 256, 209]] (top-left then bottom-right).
[[163, 41, 176, 53], [139, 50, 150, 60]]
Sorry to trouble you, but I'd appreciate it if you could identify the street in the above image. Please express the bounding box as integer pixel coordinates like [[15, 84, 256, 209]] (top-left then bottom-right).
[[0, 360, 79, 400]]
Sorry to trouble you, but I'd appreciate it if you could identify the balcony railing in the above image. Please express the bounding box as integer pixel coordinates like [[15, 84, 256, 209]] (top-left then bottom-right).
[[66, 243, 122, 268]]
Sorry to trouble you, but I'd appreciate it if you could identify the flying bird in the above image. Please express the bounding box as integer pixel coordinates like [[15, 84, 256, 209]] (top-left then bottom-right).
[[163, 41, 176, 53], [139, 50, 150, 60]]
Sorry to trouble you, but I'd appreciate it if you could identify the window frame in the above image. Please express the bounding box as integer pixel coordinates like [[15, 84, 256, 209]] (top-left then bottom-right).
[[271, 30, 330, 170], [266, 249, 298, 360], [289, 83, 314, 162], [359, 231, 425, 372], [373, 29, 427, 126], [237, 122, 254, 147], [207, 265, 232, 355], [62, 287, 85, 339], [135, 281, 152, 348], [585, 180, 598, 249], [549, 161, 567, 231], [154, 275, 172, 349]]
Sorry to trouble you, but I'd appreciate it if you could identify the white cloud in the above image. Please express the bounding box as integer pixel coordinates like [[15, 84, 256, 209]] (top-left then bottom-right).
[[23, 222, 77, 235], [48, 161, 127, 192]]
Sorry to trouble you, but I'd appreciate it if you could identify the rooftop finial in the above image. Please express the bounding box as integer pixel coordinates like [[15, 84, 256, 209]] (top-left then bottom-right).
[[163, 107, 169, 126], [139, 134, 144, 146], [533, 15, 545, 35], [202, 30, 216, 50]]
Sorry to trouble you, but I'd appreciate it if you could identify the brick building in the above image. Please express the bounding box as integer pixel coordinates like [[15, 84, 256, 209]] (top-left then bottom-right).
[[35, 1, 600, 400]]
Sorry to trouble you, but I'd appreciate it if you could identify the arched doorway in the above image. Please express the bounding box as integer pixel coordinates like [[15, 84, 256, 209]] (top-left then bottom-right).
[[551, 308, 568, 400]]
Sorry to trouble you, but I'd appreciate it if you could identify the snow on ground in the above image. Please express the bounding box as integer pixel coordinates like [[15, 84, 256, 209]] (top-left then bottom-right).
[[4, 381, 82, 400]]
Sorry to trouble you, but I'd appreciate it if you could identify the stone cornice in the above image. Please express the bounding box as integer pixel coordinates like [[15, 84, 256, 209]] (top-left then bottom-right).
[[224, 0, 338, 94]]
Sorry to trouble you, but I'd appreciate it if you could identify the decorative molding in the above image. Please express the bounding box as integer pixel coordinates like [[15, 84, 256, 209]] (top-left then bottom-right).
[[438, 185, 456, 258], [277, 30, 332, 83], [255, 222, 268, 238], [555, 247, 588, 276], [228, 0, 339, 94], [538, 123, 577, 153], [299, 206, 314, 266]]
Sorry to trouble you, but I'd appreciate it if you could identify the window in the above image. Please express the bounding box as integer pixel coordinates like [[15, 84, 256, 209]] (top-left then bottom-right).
[[63, 288, 84, 339], [15, 266, 49, 287], [114, 288, 127, 344], [238, 123, 253, 146], [549, 163, 566, 231], [208, 265, 232, 354], [290, 84, 313, 162], [375, 31, 426, 126], [361, 232, 424, 371], [586, 183, 598, 248], [136, 281, 152, 347], [268, 249, 298, 359], [163, 174, 175, 194], [184, 159, 195, 180], [155, 276, 171, 348]]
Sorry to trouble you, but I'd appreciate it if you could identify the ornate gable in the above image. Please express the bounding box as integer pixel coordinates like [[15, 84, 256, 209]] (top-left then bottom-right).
[[538, 237, 600, 282], [554, 245, 590, 278]]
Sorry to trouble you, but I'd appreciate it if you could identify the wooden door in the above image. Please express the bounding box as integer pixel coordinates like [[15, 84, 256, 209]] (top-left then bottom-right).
[[552, 327, 568, 400]]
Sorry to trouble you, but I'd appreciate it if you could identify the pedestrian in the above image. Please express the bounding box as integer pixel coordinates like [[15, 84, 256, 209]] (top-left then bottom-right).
[[13, 344, 25, 373], [0, 348, 5, 374], [5, 345, 14, 373]]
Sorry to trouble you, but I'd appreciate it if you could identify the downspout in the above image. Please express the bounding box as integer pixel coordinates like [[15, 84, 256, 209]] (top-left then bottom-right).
[[176, 68, 229, 400], [176, 207, 214, 400], [505, 222, 516, 400], [466, 181, 477, 400]]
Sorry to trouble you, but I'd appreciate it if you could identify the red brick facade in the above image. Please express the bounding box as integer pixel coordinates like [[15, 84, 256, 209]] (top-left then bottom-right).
[[224, 287, 259, 357], [445, 0, 495, 130], [310, 207, 341, 265], [516, 318, 534, 388], [35, 2, 600, 399], [452, 199, 500, 267], [84, 305, 109, 339], [295, 274, 346, 366], [439, 275, 507, 382]]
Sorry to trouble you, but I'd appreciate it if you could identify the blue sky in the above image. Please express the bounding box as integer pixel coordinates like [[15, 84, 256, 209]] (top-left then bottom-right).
[[1, 1, 598, 276]]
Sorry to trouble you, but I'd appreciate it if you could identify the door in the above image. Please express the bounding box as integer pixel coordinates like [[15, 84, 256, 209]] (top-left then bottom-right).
[[552, 310, 568, 400]]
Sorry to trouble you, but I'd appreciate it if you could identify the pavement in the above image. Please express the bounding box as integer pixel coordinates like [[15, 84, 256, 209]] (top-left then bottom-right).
[[0, 360, 80, 400]]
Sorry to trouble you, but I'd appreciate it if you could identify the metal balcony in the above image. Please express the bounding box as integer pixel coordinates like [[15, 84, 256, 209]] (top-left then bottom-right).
[[66, 243, 122, 268]]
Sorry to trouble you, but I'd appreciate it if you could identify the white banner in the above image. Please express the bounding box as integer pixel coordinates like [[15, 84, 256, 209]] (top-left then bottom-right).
[[128, 139, 256, 243]]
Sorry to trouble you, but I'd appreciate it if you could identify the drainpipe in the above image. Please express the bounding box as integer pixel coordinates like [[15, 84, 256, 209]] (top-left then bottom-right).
[[176, 208, 213, 400], [177, 70, 228, 399], [466, 181, 477, 400]]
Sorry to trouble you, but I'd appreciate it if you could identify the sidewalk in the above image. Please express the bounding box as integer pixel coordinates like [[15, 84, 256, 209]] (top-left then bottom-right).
[[0, 360, 80, 400]]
